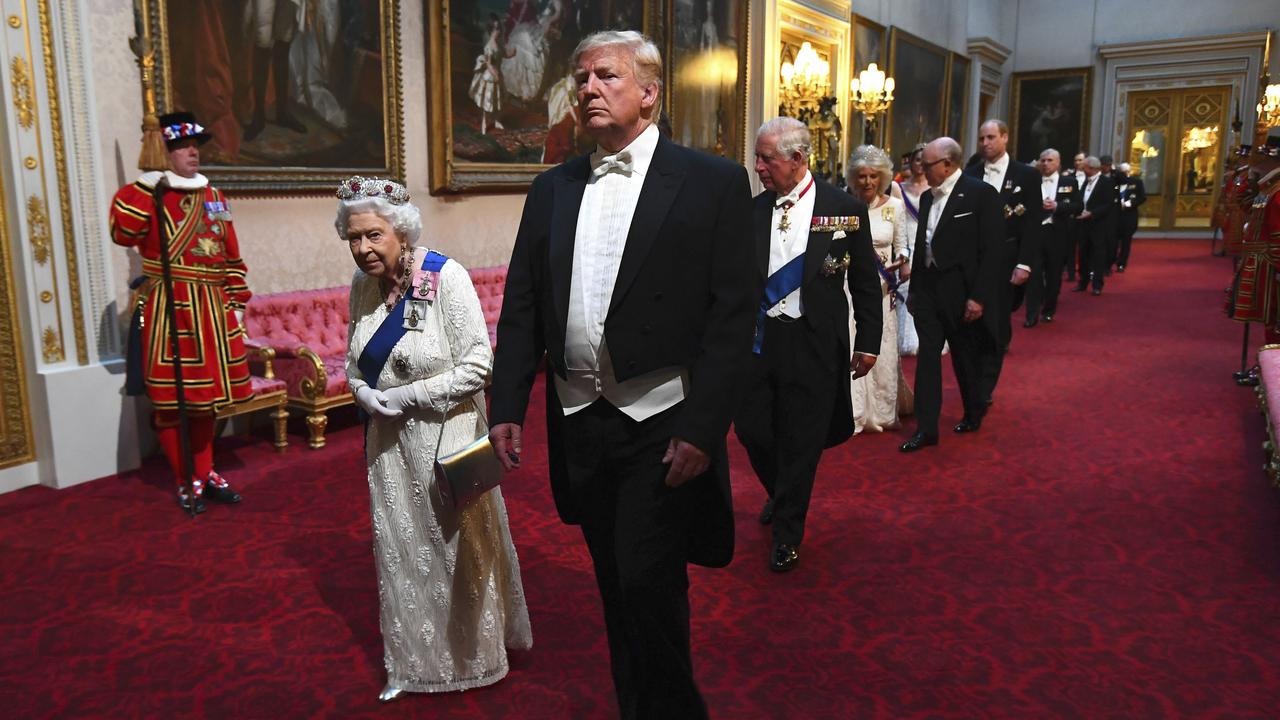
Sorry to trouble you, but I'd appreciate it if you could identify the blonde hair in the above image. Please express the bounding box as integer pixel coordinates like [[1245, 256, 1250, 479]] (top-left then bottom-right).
[[846, 145, 894, 193], [572, 31, 664, 116]]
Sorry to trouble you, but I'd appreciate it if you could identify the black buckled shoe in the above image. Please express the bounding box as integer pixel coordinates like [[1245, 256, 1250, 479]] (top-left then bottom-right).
[[758, 498, 774, 525], [770, 543, 799, 573], [1023, 317, 1038, 328], [1041, 313, 1054, 323], [202, 472, 242, 504], [899, 432, 938, 452], [177, 492, 207, 515], [953, 418, 982, 433]]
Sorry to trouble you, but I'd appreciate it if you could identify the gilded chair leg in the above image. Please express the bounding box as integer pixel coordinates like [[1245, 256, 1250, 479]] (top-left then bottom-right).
[[305, 411, 328, 449], [272, 403, 289, 452]]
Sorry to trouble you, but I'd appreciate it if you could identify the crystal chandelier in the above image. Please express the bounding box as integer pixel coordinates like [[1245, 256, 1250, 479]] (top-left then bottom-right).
[[850, 63, 895, 116]]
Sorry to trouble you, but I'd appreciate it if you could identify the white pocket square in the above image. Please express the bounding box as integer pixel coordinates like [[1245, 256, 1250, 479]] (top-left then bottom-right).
[[832, 230, 847, 240], [953, 211, 973, 218]]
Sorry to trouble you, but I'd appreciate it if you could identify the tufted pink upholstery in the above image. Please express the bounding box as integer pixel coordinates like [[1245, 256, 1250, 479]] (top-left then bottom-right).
[[468, 265, 508, 348], [242, 266, 507, 448]]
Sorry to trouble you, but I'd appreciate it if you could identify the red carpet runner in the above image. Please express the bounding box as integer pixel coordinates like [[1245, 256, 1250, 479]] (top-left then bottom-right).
[[2, 239, 1278, 718]]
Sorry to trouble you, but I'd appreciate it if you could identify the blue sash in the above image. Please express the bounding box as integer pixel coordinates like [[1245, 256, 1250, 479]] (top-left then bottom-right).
[[356, 251, 449, 389], [753, 253, 806, 354], [898, 182, 920, 222], [874, 255, 905, 309]]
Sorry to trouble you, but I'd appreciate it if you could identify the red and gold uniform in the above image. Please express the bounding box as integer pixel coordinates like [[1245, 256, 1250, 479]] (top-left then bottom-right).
[[110, 169, 253, 497], [1230, 162, 1280, 336], [1220, 152, 1256, 256]]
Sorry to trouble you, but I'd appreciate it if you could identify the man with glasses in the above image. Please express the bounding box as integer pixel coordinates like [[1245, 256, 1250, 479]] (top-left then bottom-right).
[[900, 137, 1003, 452]]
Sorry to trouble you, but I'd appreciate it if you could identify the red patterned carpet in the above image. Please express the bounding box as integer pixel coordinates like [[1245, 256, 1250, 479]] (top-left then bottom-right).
[[2, 239, 1279, 718]]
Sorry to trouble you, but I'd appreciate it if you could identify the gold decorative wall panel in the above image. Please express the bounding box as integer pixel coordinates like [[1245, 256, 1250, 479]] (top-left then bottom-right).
[[25, 194, 47, 264], [0, 162, 35, 469], [37, 0, 85, 365], [9, 55, 32, 128]]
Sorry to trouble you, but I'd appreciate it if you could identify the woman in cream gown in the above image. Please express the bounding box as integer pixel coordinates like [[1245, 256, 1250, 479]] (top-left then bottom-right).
[[891, 145, 930, 356], [338, 177, 532, 702], [847, 146, 911, 433]]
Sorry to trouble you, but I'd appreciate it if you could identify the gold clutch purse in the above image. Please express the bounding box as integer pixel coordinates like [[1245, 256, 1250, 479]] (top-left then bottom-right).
[[434, 415, 503, 510]]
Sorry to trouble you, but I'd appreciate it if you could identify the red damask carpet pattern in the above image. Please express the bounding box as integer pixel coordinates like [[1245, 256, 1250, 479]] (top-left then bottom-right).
[[2, 240, 1278, 718]]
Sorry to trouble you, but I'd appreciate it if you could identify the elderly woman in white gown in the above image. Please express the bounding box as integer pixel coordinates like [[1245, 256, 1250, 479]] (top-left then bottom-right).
[[846, 146, 911, 433], [338, 176, 532, 702]]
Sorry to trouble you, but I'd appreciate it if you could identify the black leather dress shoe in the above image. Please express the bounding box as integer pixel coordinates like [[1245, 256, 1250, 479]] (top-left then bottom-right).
[[953, 418, 982, 433], [899, 432, 938, 452], [770, 543, 799, 572], [1041, 313, 1054, 323], [758, 498, 774, 525], [1117, 265, 1126, 273], [203, 484, 242, 504], [1023, 317, 1038, 328], [177, 493, 207, 515], [1091, 288, 1102, 296], [1071, 284, 1088, 292]]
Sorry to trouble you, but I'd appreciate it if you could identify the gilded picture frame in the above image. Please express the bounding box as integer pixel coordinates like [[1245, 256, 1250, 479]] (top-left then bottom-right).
[[945, 52, 970, 139], [428, 0, 662, 193], [1009, 68, 1091, 164], [885, 27, 949, 158], [664, 0, 750, 162], [144, 0, 404, 194]]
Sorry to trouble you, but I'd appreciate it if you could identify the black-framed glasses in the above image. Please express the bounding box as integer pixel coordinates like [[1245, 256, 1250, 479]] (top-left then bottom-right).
[[921, 158, 947, 169]]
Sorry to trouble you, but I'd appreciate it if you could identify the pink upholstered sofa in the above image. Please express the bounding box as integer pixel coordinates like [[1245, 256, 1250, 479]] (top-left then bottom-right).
[[1258, 344, 1280, 486], [243, 266, 507, 449]]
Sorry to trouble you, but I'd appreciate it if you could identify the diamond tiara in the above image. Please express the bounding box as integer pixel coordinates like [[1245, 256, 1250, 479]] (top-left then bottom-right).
[[336, 176, 411, 205]]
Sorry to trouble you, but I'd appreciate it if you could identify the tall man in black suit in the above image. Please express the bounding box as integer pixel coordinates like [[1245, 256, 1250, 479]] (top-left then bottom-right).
[[735, 117, 882, 573], [1115, 162, 1147, 271], [900, 137, 1003, 452], [1025, 148, 1081, 325], [488, 31, 756, 719], [964, 119, 1043, 405], [1072, 156, 1116, 295]]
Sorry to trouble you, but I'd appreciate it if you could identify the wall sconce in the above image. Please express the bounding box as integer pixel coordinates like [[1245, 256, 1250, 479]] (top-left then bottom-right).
[[850, 63, 895, 145], [779, 41, 841, 183], [1259, 83, 1280, 130]]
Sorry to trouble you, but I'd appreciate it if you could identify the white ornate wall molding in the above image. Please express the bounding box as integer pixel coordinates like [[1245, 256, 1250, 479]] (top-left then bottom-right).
[[967, 36, 1012, 150], [1098, 31, 1269, 156]]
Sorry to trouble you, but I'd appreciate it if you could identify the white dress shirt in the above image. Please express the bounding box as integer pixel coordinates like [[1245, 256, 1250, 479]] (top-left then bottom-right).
[[557, 124, 687, 420], [1041, 175, 1058, 225], [982, 153, 1009, 191], [1075, 169, 1087, 188], [766, 170, 816, 319], [924, 168, 963, 267], [1082, 174, 1098, 205]]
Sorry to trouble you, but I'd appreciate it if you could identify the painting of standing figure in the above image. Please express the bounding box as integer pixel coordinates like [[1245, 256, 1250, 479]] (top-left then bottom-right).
[[668, 0, 747, 160], [157, 0, 403, 191]]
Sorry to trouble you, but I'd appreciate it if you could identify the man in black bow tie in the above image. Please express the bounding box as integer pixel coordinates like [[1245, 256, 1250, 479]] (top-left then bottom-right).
[[901, 137, 1003, 452], [734, 118, 881, 573], [489, 30, 755, 719]]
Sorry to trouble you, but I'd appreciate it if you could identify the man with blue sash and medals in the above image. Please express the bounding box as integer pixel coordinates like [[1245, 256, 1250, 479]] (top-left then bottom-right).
[[734, 118, 883, 573]]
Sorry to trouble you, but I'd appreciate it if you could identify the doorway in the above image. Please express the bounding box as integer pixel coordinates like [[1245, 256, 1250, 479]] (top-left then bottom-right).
[[1124, 87, 1230, 230]]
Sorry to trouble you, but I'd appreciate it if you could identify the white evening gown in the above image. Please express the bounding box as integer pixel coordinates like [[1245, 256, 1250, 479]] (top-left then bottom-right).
[[346, 254, 532, 693], [896, 181, 923, 356], [851, 196, 909, 433]]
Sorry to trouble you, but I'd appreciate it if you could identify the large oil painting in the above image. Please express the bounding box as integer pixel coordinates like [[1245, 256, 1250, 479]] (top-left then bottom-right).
[[885, 28, 947, 158], [1010, 68, 1091, 164], [430, 0, 654, 192], [154, 0, 403, 192], [668, 0, 748, 160], [946, 53, 969, 138]]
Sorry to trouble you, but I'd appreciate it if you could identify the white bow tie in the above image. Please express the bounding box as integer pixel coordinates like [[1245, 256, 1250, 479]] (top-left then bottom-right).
[[593, 151, 633, 177], [776, 192, 801, 208], [985, 164, 1000, 175], [932, 187, 946, 199]]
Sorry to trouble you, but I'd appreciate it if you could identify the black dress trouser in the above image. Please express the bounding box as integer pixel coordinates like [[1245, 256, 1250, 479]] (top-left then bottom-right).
[[1025, 222, 1068, 319], [735, 316, 839, 548], [564, 399, 710, 720], [909, 264, 990, 438], [1076, 218, 1109, 291]]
